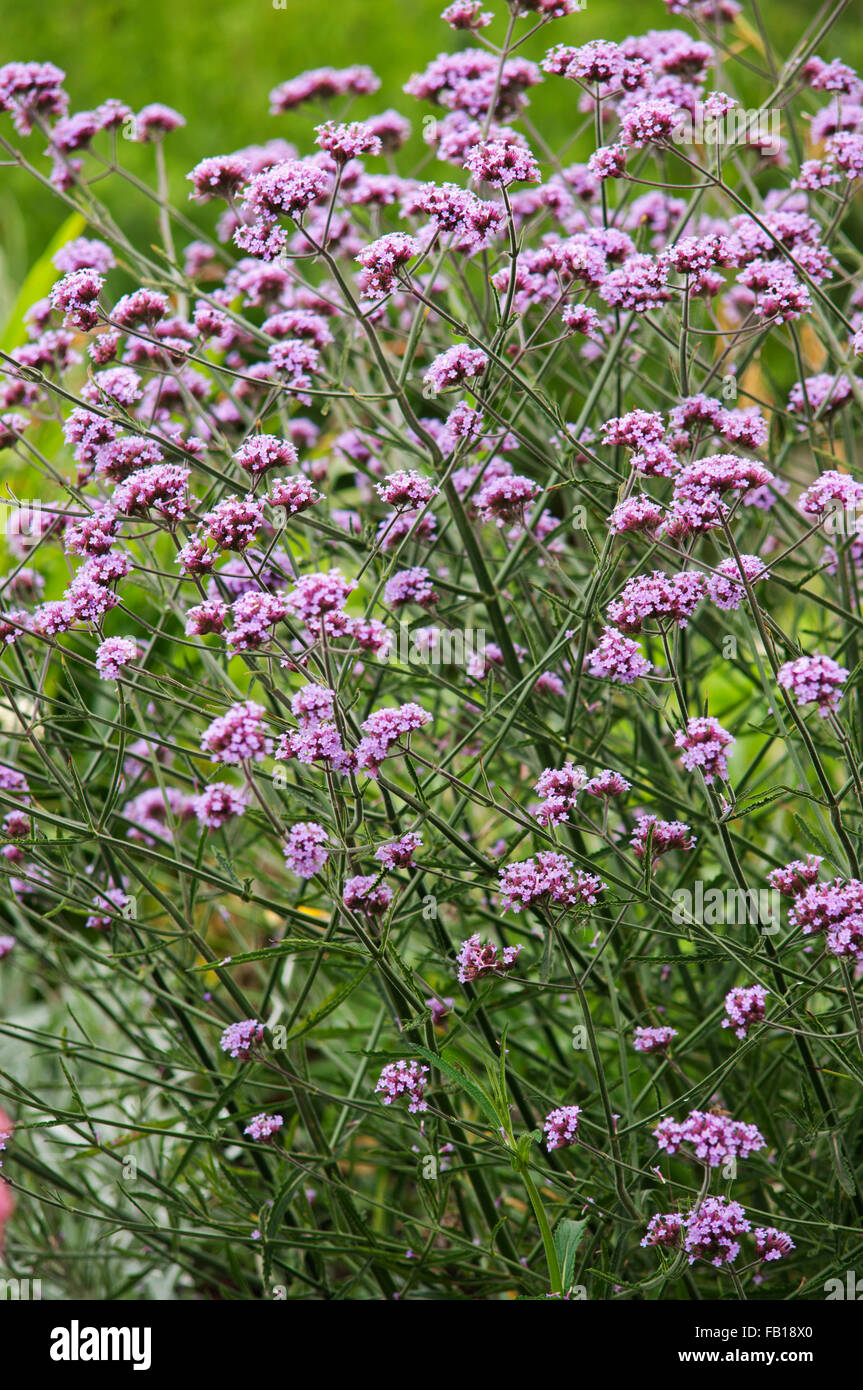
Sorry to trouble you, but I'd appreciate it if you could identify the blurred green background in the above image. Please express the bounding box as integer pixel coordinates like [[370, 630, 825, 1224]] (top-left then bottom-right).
[[0, 0, 861, 314]]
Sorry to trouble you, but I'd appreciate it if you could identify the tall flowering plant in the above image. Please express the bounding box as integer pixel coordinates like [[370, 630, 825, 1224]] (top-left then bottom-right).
[[0, 0, 861, 1299]]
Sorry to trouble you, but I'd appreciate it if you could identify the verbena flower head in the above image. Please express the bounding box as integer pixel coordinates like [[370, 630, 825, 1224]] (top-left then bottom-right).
[[476, 473, 539, 526], [442, 2, 494, 30], [705, 555, 769, 610], [754, 1227, 795, 1262], [202, 495, 264, 550], [50, 269, 104, 331], [356, 232, 419, 298], [456, 933, 522, 983], [375, 470, 439, 509], [585, 769, 631, 798], [424, 344, 488, 393], [586, 627, 653, 684], [95, 636, 140, 681], [776, 653, 848, 717], [640, 1212, 687, 1249], [673, 715, 735, 783], [314, 120, 382, 163], [375, 832, 422, 869], [633, 1025, 677, 1054], [631, 815, 696, 862], [201, 701, 273, 764], [463, 138, 541, 187], [375, 1060, 429, 1113], [283, 822, 330, 879], [234, 434, 298, 476], [653, 1109, 766, 1167], [786, 877, 863, 961], [384, 566, 439, 609], [722, 985, 768, 1039], [544, 1105, 581, 1151], [343, 875, 394, 917], [286, 569, 357, 624], [244, 1112, 283, 1141], [270, 65, 380, 113], [355, 702, 432, 776], [266, 474, 322, 514], [684, 1196, 751, 1266], [533, 762, 587, 825], [220, 1019, 264, 1060], [607, 570, 705, 632], [498, 851, 606, 912], [767, 855, 822, 897], [193, 782, 247, 828]]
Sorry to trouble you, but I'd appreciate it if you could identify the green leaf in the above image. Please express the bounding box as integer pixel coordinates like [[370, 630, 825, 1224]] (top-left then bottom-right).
[[265, 1175, 306, 1284], [791, 813, 838, 868], [553, 1217, 589, 1291], [412, 1044, 502, 1128], [283, 964, 374, 1043], [1, 211, 87, 352], [187, 938, 362, 970]]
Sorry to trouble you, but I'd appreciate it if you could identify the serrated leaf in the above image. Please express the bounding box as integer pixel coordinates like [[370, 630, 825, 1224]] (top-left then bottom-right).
[[553, 1217, 589, 1291], [412, 1044, 501, 1128], [791, 813, 838, 868], [187, 938, 359, 971], [283, 964, 374, 1043]]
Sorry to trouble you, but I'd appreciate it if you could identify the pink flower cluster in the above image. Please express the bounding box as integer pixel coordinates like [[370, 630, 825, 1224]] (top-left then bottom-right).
[[673, 715, 735, 783], [456, 933, 523, 983], [244, 1112, 284, 1141], [543, 1105, 581, 1151], [633, 1025, 677, 1053], [653, 1109, 766, 1167], [498, 851, 606, 912], [220, 1019, 264, 1060], [375, 1060, 429, 1113], [776, 653, 848, 717], [722, 985, 769, 1039], [283, 822, 331, 879], [201, 701, 273, 764]]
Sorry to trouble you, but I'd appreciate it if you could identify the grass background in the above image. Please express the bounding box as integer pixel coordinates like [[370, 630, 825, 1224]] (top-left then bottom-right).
[[0, 0, 861, 308]]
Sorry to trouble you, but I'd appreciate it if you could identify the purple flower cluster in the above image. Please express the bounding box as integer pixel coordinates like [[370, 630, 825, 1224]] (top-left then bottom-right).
[[674, 716, 735, 783], [607, 570, 706, 633], [456, 933, 523, 983], [375, 1060, 429, 1113], [786, 877, 863, 961], [201, 701, 273, 764], [424, 344, 488, 394], [683, 1197, 751, 1267], [533, 762, 587, 825], [653, 1109, 766, 1167], [586, 627, 653, 684], [498, 850, 606, 912], [375, 832, 422, 870], [776, 653, 848, 717], [220, 1019, 264, 1060], [94, 636, 140, 681], [643, 1199, 794, 1268], [283, 822, 331, 879], [343, 875, 394, 917], [355, 702, 432, 776], [543, 1105, 581, 1151], [193, 782, 247, 829], [722, 985, 769, 1040], [244, 1112, 284, 1141], [633, 1025, 677, 1054]]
